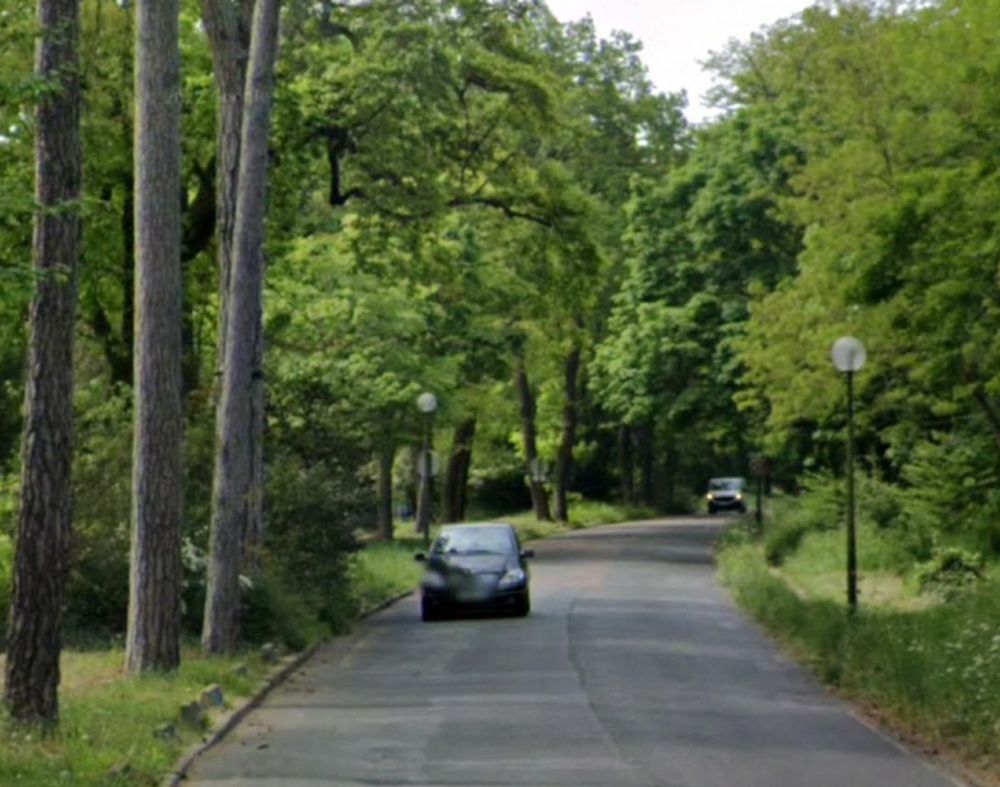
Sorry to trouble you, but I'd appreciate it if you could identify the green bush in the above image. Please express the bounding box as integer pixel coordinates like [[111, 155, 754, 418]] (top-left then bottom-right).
[[66, 381, 133, 636], [915, 546, 985, 600], [899, 433, 1000, 559], [262, 448, 367, 633], [763, 474, 842, 565], [240, 565, 330, 650]]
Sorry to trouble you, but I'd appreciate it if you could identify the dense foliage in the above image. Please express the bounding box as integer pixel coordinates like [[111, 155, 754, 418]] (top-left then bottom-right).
[[2, 0, 999, 650]]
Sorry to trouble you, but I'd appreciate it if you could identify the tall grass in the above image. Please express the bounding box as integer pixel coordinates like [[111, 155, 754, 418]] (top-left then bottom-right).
[[719, 542, 1000, 766], [348, 538, 424, 614], [0, 649, 270, 787]]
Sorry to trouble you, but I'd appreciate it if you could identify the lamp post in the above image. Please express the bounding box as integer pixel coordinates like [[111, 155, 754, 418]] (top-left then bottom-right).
[[416, 392, 438, 547], [749, 454, 769, 533], [831, 336, 866, 614]]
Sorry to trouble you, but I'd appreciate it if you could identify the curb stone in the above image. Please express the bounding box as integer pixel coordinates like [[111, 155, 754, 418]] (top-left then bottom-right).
[[162, 589, 414, 786]]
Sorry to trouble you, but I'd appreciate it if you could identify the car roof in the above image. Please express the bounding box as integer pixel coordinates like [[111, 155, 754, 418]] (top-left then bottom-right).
[[440, 522, 514, 533]]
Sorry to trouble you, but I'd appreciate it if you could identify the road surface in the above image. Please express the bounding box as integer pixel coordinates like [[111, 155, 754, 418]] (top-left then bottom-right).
[[185, 518, 963, 787]]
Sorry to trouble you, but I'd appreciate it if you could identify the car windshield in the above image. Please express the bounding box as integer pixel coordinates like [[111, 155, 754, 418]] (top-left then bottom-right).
[[432, 527, 514, 556], [709, 478, 744, 491]]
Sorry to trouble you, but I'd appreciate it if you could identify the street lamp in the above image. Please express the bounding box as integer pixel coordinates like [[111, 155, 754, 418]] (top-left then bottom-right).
[[416, 392, 438, 547], [831, 336, 866, 614]]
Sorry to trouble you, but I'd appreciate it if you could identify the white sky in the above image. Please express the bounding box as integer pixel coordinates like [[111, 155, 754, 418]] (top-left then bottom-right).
[[544, 0, 812, 122]]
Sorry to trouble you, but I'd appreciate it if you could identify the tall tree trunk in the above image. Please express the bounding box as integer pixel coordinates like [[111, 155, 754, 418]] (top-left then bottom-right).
[[516, 365, 552, 521], [406, 444, 419, 519], [4, 0, 82, 724], [376, 443, 394, 540], [663, 440, 678, 512], [636, 422, 654, 507], [203, 0, 281, 655], [201, 0, 251, 354], [115, 175, 134, 385], [245, 320, 264, 564], [618, 424, 635, 506], [443, 417, 476, 523], [554, 345, 581, 522], [200, 0, 258, 566], [126, 0, 184, 674]]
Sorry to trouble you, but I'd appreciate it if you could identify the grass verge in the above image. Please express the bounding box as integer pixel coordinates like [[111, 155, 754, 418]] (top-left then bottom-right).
[[485, 500, 659, 542], [0, 647, 272, 786], [718, 534, 1000, 782]]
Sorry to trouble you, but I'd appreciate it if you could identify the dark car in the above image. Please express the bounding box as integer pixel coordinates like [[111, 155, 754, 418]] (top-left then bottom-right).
[[706, 476, 747, 514], [415, 522, 533, 621]]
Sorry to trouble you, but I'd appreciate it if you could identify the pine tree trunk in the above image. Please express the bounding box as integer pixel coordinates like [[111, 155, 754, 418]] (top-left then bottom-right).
[[200, 0, 259, 568], [443, 418, 476, 523], [516, 365, 551, 521], [203, 0, 281, 655], [663, 441, 678, 512], [245, 318, 264, 566], [618, 424, 635, 506], [4, 0, 82, 724], [554, 346, 581, 523], [126, 0, 184, 674], [376, 444, 394, 540], [201, 0, 251, 356], [406, 444, 419, 519], [637, 422, 654, 507]]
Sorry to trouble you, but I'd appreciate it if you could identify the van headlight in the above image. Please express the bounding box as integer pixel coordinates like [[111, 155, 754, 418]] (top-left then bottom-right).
[[498, 568, 526, 589]]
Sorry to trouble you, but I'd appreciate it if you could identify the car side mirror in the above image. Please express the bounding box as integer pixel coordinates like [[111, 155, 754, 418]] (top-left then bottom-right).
[[520, 549, 534, 560], [414, 553, 427, 562]]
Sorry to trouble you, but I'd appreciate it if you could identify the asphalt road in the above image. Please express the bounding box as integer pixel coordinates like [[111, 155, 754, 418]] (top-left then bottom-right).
[[185, 518, 964, 787]]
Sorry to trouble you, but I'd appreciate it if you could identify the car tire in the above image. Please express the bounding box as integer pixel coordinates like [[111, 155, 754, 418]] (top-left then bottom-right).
[[707, 504, 716, 515], [421, 596, 442, 622], [513, 593, 531, 617]]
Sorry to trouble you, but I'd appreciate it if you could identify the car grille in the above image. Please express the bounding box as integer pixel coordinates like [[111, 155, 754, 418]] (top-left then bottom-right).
[[449, 573, 499, 601]]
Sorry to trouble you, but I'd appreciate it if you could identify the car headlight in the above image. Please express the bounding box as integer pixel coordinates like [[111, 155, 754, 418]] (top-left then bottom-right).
[[706, 493, 715, 500], [498, 568, 526, 589], [735, 493, 743, 501], [421, 571, 446, 589]]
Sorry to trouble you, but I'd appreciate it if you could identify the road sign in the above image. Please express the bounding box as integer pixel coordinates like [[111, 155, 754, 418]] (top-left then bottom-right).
[[417, 450, 439, 478], [749, 455, 771, 478]]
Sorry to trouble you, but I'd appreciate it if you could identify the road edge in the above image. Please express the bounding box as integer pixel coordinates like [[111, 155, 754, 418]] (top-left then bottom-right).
[[162, 589, 414, 787]]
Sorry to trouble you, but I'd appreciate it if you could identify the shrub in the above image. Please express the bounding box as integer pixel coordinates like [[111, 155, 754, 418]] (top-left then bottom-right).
[[262, 449, 366, 633], [899, 433, 999, 560], [915, 546, 985, 600], [66, 381, 133, 636], [764, 473, 842, 565], [240, 565, 329, 650]]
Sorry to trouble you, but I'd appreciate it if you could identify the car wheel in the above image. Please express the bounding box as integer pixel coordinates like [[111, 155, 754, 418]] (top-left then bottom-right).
[[707, 504, 716, 515], [421, 596, 442, 622], [513, 592, 531, 617]]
